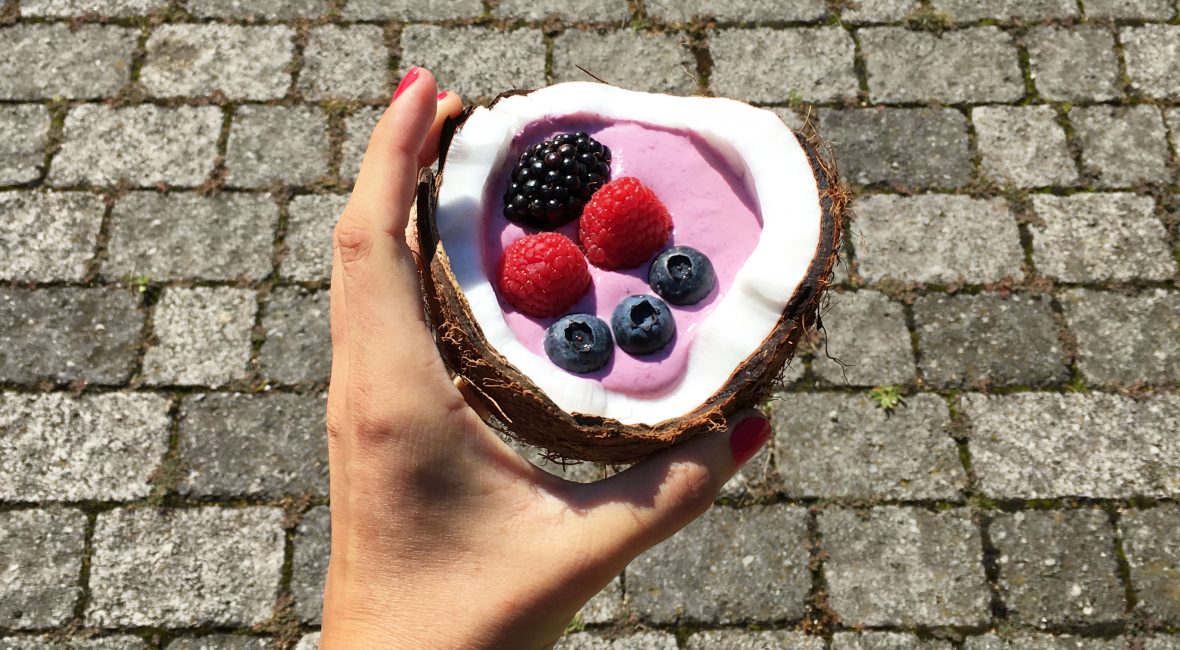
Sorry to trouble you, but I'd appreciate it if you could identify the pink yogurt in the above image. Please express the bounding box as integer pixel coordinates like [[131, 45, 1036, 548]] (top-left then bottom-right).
[[482, 117, 763, 398]]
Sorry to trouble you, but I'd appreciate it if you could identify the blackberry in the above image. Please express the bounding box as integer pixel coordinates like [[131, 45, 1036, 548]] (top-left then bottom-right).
[[503, 131, 611, 228]]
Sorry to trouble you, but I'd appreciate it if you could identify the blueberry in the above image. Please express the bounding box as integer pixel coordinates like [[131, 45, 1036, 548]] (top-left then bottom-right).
[[648, 246, 716, 305], [611, 295, 675, 355], [544, 314, 613, 373]]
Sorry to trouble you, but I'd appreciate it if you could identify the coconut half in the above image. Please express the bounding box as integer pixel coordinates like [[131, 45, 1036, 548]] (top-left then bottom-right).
[[417, 83, 846, 463]]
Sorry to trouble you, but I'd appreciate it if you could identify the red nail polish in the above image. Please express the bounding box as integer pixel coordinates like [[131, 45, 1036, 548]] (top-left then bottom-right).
[[393, 66, 420, 101], [729, 416, 771, 466], [437, 90, 448, 100]]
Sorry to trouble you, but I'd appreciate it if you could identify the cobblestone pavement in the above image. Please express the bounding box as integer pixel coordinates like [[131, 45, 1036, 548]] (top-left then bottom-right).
[[1, 0, 1179, 648]]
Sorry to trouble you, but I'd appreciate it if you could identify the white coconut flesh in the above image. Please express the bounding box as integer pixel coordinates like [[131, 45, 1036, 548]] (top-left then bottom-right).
[[435, 82, 822, 425]]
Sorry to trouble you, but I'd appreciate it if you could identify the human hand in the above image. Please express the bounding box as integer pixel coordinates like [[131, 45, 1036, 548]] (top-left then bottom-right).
[[321, 67, 774, 649]]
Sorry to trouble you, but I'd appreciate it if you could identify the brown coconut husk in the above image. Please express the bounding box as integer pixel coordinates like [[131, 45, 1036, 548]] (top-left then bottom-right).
[[416, 89, 848, 464]]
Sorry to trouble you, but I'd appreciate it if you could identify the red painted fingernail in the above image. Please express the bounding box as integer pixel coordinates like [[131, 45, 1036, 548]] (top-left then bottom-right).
[[729, 416, 771, 466], [393, 66, 420, 102], [437, 90, 448, 100]]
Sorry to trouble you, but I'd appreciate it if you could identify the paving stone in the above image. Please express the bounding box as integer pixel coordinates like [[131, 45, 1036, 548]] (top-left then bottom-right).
[[50, 105, 222, 187], [965, 633, 1127, 650], [860, 27, 1024, 103], [834, 632, 953, 650], [931, 0, 1077, 21], [773, 393, 963, 500], [491, 0, 627, 21], [1121, 505, 1180, 624], [711, 28, 857, 103], [291, 506, 328, 624], [0, 638, 148, 650], [0, 508, 86, 628], [973, 106, 1077, 188], [915, 293, 1067, 389], [0, 288, 143, 385], [1060, 289, 1180, 386], [1027, 27, 1121, 102], [299, 25, 388, 102], [283, 194, 347, 281], [767, 107, 806, 132], [556, 632, 678, 650], [179, 392, 328, 497], [1169, 109, 1180, 160], [165, 637, 270, 650], [553, 30, 695, 95], [142, 25, 292, 100], [0, 105, 50, 184], [293, 634, 319, 650], [1086, 0, 1174, 19], [0, 24, 136, 100], [811, 290, 915, 385], [685, 631, 825, 650], [579, 576, 623, 625], [0, 392, 171, 501], [1029, 193, 1175, 283], [1122, 25, 1180, 100], [105, 192, 278, 282], [853, 194, 1024, 284], [225, 105, 330, 188], [817, 109, 972, 189], [839, 0, 921, 23], [142, 287, 256, 387], [1072, 106, 1171, 188], [0, 191, 104, 282], [261, 287, 330, 384], [991, 509, 1125, 627], [87, 507, 284, 627], [19, 0, 165, 15], [1144, 639, 1180, 650], [342, 0, 482, 19], [646, 0, 826, 21], [963, 392, 1180, 498], [819, 507, 990, 626], [342, 107, 382, 187], [399, 26, 546, 100], [186, 0, 327, 19], [626, 504, 810, 623]]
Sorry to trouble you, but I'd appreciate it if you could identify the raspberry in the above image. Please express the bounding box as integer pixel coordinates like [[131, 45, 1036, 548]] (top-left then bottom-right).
[[578, 177, 673, 270], [497, 232, 591, 318]]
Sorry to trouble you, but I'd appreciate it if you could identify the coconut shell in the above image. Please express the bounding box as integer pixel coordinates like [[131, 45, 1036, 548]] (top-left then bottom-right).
[[416, 90, 848, 464]]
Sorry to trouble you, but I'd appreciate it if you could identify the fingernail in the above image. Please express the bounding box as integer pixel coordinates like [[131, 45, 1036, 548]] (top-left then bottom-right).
[[393, 66, 420, 102], [437, 90, 448, 100], [729, 416, 771, 466]]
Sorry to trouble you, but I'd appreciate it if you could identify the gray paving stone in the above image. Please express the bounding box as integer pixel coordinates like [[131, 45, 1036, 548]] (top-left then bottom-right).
[[991, 509, 1125, 627], [1121, 505, 1180, 624], [973, 106, 1077, 188], [963, 392, 1180, 498], [87, 507, 284, 627], [1144, 638, 1180, 650], [965, 634, 1126, 650], [299, 25, 388, 102], [579, 576, 623, 625], [261, 287, 330, 384], [773, 393, 963, 500], [142, 287, 256, 387], [50, 105, 222, 187], [0, 288, 143, 385], [711, 28, 857, 103], [1027, 27, 1121, 102], [1086, 0, 1174, 19], [834, 632, 952, 650], [179, 392, 328, 497], [342, 0, 482, 19], [399, 26, 546, 100], [860, 27, 1023, 103], [342, 108, 382, 187], [0, 105, 49, 184], [291, 505, 328, 624], [283, 194, 347, 282], [626, 504, 810, 623], [0, 508, 86, 628], [1060, 289, 1180, 386], [0, 191, 104, 282], [646, 0, 826, 21], [0, 392, 171, 501], [553, 30, 695, 95], [0, 638, 148, 650], [556, 633, 678, 650], [820, 507, 990, 626], [1029, 193, 1175, 283], [185, 0, 327, 19], [685, 631, 824, 650], [0, 24, 136, 100], [19, 0, 165, 15], [492, 0, 627, 21], [811, 290, 915, 385], [915, 293, 1068, 389], [817, 109, 972, 189], [1169, 108, 1180, 160], [141, 25, 293, 101], [931, 0, 1077, 21], [1122, 25, 1180, 100], [839, 0, 921, 23], [293, 634, 319, 650], [852, 194, 1024, 284], [105, 192, 278, 282], [1072, 106, 1171, 188], [165, 637, 270, 650], [225, 105, 330, 188]]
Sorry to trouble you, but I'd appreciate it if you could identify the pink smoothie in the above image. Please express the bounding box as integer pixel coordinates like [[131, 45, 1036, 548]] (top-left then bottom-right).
[[483, 117, 763, 398]]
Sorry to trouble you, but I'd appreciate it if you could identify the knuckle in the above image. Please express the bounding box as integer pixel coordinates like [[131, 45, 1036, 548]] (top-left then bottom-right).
[[663, 461, 717, 516], [334, 211, 374, 265]]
